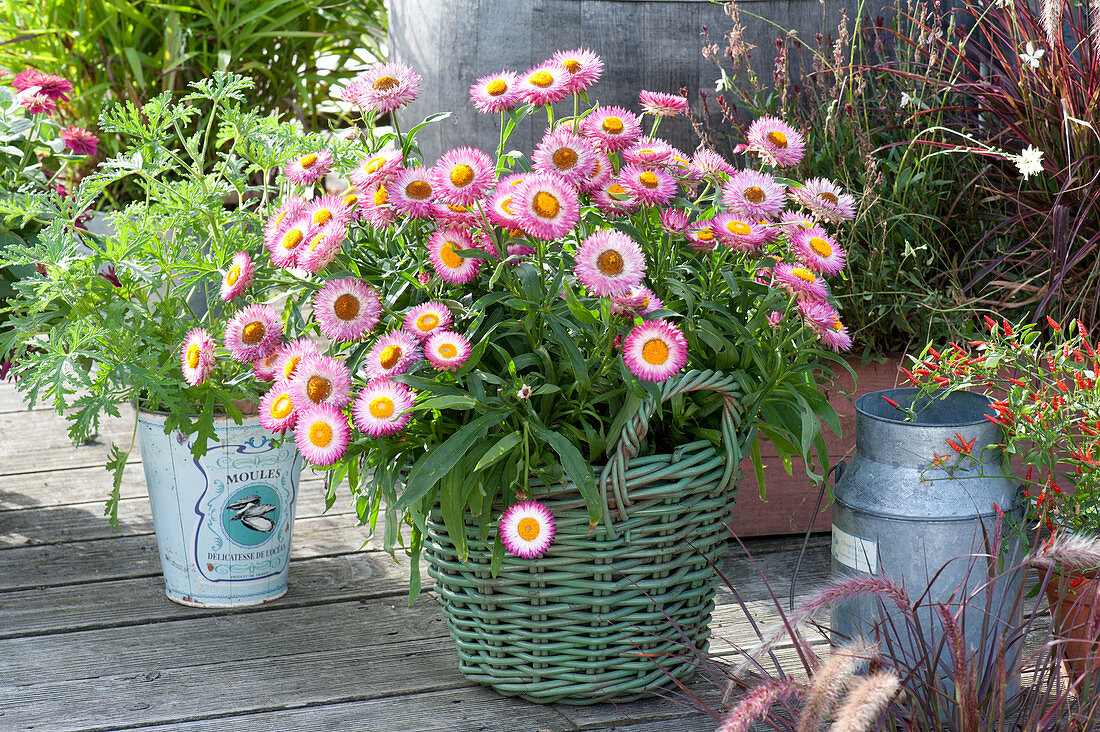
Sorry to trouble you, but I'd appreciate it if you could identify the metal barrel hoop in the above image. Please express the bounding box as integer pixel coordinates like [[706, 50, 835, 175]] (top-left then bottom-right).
[[597, 369, 744, 531]]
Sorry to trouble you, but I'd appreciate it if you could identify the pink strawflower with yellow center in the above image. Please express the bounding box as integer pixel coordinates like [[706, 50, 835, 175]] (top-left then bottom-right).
[[712, 213, 768, 252], [619, 164, 677, 206], [259, 381, 299, 433], [621, 140, 674, 168], [432, 202, 478, 228], [12, 69, 72, 101], [791, 226, 846, 275], [470, 70, 521, 114], [305, 194, 353, 229], [297, 221, 348, 273], [283, 149, 332, 186], [428, 227, 481, 284], [799, 300, 853, 352], [19, 92, 55, 115], [692, 149, 735, 179], [583, 106, 642, 152], [685, 219, 719, 252], [294, 404, 350, 467], [266, 217, 316, 268], [365, 330, 422, 379], [552, 48, 603, 94], [432, 147, 495, 206], [767, 311, 786, 329], [253, 350, 282, 382], [313, 278, 382, 342], [349, 149, 403, 189], [353, 379, 416, 438], [263, 196, 309, 243], [180, 328, 215, 386], [224, 304, 283, 362], [486, 174, 526, 228], [659, 209, 691, 235], [574, 230, 646, 297], [506, 241, 536, 262], [340, 63, 422, 115], [667, 150, 700, 183], [403, 302, 453, 340], [390, 168, 437, 218], [275, 338, 321, 383], [581, 150, 613, 193], [591, 179, 640, 217], [533, 128, 597, 187], [777, 209, 816, 238], [791, 177, 857, 224], [499, 500, 556, 559], [361, 182, 395, 228], [722, 170, 786, 219], [518, 63, 570, 106], [425, 331, 472, 371], [60, 126, 98, 157], [289, 354, 352, 410], [611, 285, 664, 316], [513, 172, 579, 241], [771, 263, 830, 301], [338, 187, 367, 222], [639, 90, 689, 117], [746, 116, 806, 168], [622, 319, 689, 382], [220, 252, 255, 301]]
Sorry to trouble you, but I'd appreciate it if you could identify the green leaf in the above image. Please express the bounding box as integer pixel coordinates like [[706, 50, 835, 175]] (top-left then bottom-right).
[[528, 422, 600, 524], [750, 436, 767, 500], [104, 444, 130, 530], [415, 395, 478, 411], [475, 431, 522, 472], [396, 411, 502, 511], [546, 316, 590, 389]]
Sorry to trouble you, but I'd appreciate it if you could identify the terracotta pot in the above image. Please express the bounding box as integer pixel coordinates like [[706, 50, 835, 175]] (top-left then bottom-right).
[[1045, 569, 1100, 686]]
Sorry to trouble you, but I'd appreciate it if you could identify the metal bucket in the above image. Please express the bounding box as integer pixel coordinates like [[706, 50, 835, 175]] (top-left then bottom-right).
[[137, 410, 302, 607], [831, 388, 1023, 687]]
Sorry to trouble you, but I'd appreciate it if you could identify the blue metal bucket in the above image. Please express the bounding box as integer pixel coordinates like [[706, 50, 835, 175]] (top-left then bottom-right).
[[137, 410, 302, 607]]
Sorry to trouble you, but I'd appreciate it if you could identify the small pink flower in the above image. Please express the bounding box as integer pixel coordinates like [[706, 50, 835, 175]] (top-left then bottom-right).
[[552, 48, 603, 94], [295, 404, 351, 466], [283, 150, 333, 187], [517, 63, 570, 106], [180, 328, 215, 386], [639, 90, 689, 117], [19, 92, 55, 115], [469, 70, 521, 114], [220, 252, 255, 302], [60, 126, 98, 156], [339, 62, 422, 115], [12, 69, 72, 101]]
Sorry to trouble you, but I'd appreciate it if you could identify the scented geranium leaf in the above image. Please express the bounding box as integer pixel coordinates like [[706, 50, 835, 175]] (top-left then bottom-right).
[[529, 421, 600, 524], [104, 444, 130, 531], [396, 411, 502, 512]]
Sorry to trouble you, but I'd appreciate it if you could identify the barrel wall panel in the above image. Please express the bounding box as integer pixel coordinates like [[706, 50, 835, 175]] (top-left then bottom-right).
[[390, 0, 853, 162]]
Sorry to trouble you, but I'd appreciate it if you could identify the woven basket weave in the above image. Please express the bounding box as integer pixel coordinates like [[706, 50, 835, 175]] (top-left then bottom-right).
[[423, 370, 747, 704]]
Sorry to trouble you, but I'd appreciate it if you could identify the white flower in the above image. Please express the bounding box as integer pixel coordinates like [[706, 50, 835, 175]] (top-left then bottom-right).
[[993, 0, 1013, 7], [516, 384, 532, 400], [1020, 42, 1045, 68], [899, 92, 919, 109], [1014, 145, 1044, 179]]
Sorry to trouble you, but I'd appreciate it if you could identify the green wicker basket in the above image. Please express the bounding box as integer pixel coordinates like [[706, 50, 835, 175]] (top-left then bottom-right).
[[422, 369, 748, 704]]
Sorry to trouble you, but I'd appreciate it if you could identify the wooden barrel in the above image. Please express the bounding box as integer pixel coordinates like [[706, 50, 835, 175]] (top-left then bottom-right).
[[390, 0, 847, 162]]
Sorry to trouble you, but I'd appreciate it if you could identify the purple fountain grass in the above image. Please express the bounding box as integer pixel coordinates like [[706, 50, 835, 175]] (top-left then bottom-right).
[[1031, 531, 1100, 570], [717, 678, 805, 732], [935, 603, 979, 732], [828, 671, 902, 732], [795, 640, 880, 732]]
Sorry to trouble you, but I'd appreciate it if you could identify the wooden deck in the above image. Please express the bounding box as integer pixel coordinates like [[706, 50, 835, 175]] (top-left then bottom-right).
[[0, 380, 836, 731]]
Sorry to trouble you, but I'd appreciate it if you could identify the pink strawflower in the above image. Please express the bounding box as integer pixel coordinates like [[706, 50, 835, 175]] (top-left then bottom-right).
[[432, 147, 495, 206], [800, 300, 853, 352], [428, 227, 482, 284], [611, 285, 664, 315], [352, 378, 416, 437], [506, 241, 536, 262], [266, 217, 315, 268], [487, 174, 526, 228], [390, 167, 437, 218], [297, 221, 348, 273], [219, 252, 255, 302], [552, 48, 603, 94], [403, 301, 453, 340], [361, 182, 395, 227], [777, 209, 816, 238], [590, 178, 640, 217], [313, 278, 382, 342], [470, 70, 522, 114], [622, 319, 689, 382], [19, 92, 55, 115], [746, 116, 806, 167], [283, 149, 332, 186], [581, 149, 613, 193], [512, 172, 580, 241], [349, 149, 403, 189], [639, 90, 689, 117], [712, 213, 768, 252], [259, 381, 299, 433], [224, 304, 283, 362], [180, 328, 215, 386], [254, 350, 285, 382], [692, 149, 736, 179], [305, 194, 353, 229], [583, 106, 642, 152], [433, 202, 478, 228], [263, 196, 309, 243], [289, 354, 352, 409], [621, 140, 674, 168], [659, 209, 691, 235], [791, 177, 857, 224], [574, 230, 646, 297], [791, 226, 846, 275], [722, 169, 786, 219], [766, 310, 785, 329], [425, 330, 472, 371], [685, 219, 719, 253], [337, 187, 367, 222], [364, 330, 422, 379], [294, 404, 351, 467], [499, 500, 556, 559], [339, 62, 422, 115], [517, 63, 570, 106], [12, 69, 72, 101], [274, 338, 322, 383], [59, 126, 98, 156], [619, 164, 677, 206], [772, 263, 830, 302], [532, 127, 597, 187]]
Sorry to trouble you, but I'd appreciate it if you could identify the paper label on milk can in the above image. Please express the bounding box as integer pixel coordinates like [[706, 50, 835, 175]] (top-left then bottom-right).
[[193, 436, 296, 583], [832, 525, 878, 574]]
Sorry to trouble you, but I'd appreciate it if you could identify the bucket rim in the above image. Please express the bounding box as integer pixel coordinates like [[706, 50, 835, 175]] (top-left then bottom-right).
[[854, 387, 995, 428]]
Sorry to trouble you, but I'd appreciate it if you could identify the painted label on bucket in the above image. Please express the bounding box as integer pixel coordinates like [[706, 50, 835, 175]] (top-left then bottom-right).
[[832, 525, 878, 574]]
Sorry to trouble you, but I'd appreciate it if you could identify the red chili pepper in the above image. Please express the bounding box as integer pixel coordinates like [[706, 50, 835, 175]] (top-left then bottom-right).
[[1070, 576, 1087, 590], [1026, 467, 1034, 482], [984, 316, 997, 331], [968, 340, 987, 347], [1003, 320, 1014, 336], [1047, 315, 1062, 332], [956, 434, 976, 454], [900, 366, 919, 385], [1056, 380, 1069, 392], [882, 396, 900, 409], [1048, 355, 1057, 372], [984, 414, 1001, 425], [934, 376, 950, 386], [928, 346, 942, 361], [931, 452, 949, 468], [945, 437, 963, 452], [1008, 377, 1027, 387]]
